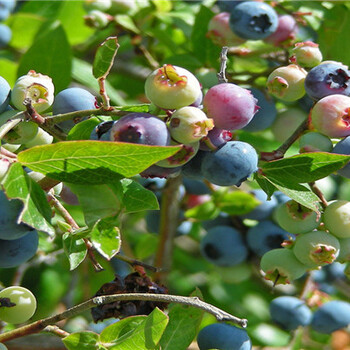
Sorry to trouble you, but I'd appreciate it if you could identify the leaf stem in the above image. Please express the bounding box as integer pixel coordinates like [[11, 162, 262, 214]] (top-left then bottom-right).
[[0, 293, 247, 343]]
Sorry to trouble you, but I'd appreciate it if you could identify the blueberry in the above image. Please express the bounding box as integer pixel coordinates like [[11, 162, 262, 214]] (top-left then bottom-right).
[[243, 88, 277, 132], [216, 0, 245, 12], [246, 220, 294, 257], [269, 296, 312, 331], [229, 1, 278, 40], [0, 0, 15, 21], [110, 113, 170, 146], [0, 24, 11, 49], [0, 75, 11, 114], [0, 191, 32, 240], [181, 150, 206, 180], [197, 323, 252, 350], [200, 225, 248, 266], [199, 127, 232, 151], [90, 120, 114, 141], [53, 87, 98, 114], [52, 87, 98, 131], [332, 136, 350, 178], [0, 230, 39, 268], [201, 141, 258, 187], [242, 189, 278, 221], [183, 178, 210, 195], [311, 300, 350, 334], [305, 62, 350, 101]]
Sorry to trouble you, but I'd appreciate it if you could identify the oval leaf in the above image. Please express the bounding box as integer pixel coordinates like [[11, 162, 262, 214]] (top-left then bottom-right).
[[93, 36, 119, 79], [17, 141, 181, 184]]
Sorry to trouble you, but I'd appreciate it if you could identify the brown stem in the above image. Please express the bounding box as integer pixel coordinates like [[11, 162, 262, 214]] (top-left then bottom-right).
[[153, 175, 183, 283], [42, 325, 70, 338], [0, 293, 248, 343], [309, 181, 328, 209], [98, 77, 112, 110], [260, 117, 310, 161]]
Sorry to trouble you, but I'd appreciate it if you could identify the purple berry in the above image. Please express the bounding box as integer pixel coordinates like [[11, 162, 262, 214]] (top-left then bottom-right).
[[110, 113, 170, 146], [264, 14, 298, 46], [229, 1, 278, 40], [305, 62, 350, 101], [201, 141, 258, 187], [199, 127, 232, 151], [203, 83, 258, 130]]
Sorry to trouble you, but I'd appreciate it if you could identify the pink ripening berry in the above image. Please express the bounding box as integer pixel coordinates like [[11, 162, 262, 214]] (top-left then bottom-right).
[[203, 83, 258, 130]]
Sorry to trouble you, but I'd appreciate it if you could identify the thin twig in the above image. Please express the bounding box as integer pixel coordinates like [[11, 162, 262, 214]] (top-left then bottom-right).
[[47, 193, 104, 272], [260, 117, 310, 161], [0, 293, 248, 343], [42, 325, 70, 338], [217, 46, 228, 83], [309, 181, 328, 209]]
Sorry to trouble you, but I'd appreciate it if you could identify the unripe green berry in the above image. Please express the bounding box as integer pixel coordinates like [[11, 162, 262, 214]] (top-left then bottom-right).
[[260, 248, 308, 285], [267, 64, 307, 102], [24, 127, 53, 148], [11, 71, 54, 113], [145, 64, 201, 110], [168, 106, 214, 144], [274, 200, 320, 234], [293, 230, 340, 268], [324, 200, 350, 238], [291, 41, 323, 68], [3, 121, 39, 144], [337, 237, 350, 263]]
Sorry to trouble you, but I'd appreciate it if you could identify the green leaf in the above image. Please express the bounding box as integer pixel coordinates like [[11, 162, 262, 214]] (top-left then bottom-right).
[[63, 331, 99, 350], [72, 58, 126, 106], [17, 20, 72, 92], [255, 173, 276, 200], [62, 232, 88, 270], [262, 175, 320, 212], [90, 220, 121, 260], [17, 141, 182, 185], [67, 117, 104, 141], [121, 179, 159, 213], [67, 183, 122, 227], [185, 200, 220, 221], [100, 316, 146, 344], [191, 5, 219, 66], [115, 15, 140, 34], [7, 13, 44, 50], [318, 5, 350, 65], [93, 37, 120, 79], [105, 308, 169, 350], [261, 152, 350, 186], [2, 162, 54, 235], [159, 302, 203, 350], [216, 191, 261, 216]]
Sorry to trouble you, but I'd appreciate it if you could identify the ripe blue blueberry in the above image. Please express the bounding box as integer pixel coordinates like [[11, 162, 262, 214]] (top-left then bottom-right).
[[332, 136, 350, 178], [0, 0, 15, 21], [197, 323, 252, 350], [229, 1, 278, 40], [246, 220, 294, 257], [0, 230, 39, 268], [0, 75, 11, 113], [201, 141, 258, 187], [243, 88, 277, 132], [200, 225, 248, 266], [269, 296, 312, 331], [311, 300, 350, 334], [304, 62, 350, 101], [183, 178, 210, 195], [242, 189, 278, 221], [0, 24, 12, 49], [0, 191, 32, 240], [110, 113, 170, 146], [53, 87, 98, 114]]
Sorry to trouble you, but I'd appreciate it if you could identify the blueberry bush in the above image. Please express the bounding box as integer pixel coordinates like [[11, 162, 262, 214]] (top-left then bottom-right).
[[1, 1, 350, 349]]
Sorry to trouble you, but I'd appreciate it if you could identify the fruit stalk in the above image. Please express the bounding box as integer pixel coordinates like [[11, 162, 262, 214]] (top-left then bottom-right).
[[0, 293, 247, 343]]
